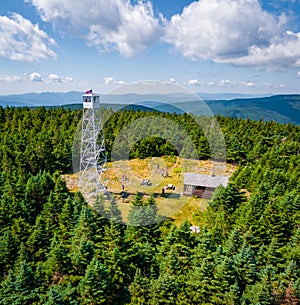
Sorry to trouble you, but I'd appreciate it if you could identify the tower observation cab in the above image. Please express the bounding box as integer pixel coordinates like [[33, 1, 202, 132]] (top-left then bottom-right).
[[79, 89, 107, 202], [83, 91, 100, 109]]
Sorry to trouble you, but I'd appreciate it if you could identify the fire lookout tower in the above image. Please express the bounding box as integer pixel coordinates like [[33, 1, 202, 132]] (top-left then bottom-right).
[[79, 90, 107, 202]]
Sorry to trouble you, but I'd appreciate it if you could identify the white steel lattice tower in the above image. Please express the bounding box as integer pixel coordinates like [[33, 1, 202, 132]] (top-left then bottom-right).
[[79, 90, 107, 202]]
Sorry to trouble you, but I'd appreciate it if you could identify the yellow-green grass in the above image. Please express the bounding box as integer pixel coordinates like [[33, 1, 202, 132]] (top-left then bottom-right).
[[63, 156, 236, 226]]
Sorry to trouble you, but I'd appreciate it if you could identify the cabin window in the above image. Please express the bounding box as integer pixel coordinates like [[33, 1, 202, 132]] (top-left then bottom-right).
[[184, 185, 194, 193]]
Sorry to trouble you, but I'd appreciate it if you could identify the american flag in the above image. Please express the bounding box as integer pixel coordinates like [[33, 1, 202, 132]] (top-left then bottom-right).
[[85, 89, 92, 94]]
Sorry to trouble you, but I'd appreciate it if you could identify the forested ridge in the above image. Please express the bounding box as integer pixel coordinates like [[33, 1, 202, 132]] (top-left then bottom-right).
[[0, 106, 300, 304]]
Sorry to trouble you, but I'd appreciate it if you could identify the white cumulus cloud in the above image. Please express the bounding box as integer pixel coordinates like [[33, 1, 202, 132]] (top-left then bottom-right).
[[47, 73, 73, 83], [48, 73, 62, 83], [218, 79, 256, 88], [0, 13, 56, 62], [104, 77, 114, 85], [64, 76, 74, 82], [29, 72, 43, 82], [164, 0, 300, 69], [104, 76, 125, 85], [0, 74, 22, 83], [114, 80, 125, 85], [26, 0, 162, 57], [188, 79, 200, 86]]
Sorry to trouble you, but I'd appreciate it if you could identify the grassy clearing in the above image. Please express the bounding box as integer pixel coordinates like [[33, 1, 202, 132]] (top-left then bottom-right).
[[171, 197, 209, 226], [62, 173, 79, 193], [64, 156, 236, 225]]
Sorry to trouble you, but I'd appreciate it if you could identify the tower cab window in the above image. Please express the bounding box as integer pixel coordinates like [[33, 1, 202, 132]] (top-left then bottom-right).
[[84, 96, 91, 103]]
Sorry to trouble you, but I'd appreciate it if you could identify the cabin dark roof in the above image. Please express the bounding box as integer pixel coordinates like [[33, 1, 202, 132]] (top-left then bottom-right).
[[184, 173, 228, 188]]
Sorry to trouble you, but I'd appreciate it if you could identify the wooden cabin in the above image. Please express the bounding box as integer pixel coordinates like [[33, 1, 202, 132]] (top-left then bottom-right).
[[183, 173, 228, 198]]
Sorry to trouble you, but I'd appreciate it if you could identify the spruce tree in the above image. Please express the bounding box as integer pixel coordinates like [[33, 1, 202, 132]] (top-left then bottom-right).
[[78, 258, 112, 305]]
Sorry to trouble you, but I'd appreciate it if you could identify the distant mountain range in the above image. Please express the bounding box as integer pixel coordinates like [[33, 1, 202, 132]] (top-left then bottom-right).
[[0, 91, 82, 107], [0, 91, 299, 125], [207, 95, 300, 125], [152, 95, 300, 125], [0, 91, 268, 107]]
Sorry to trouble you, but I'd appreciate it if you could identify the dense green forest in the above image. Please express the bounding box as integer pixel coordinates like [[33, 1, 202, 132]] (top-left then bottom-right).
[[0, 106, 300, 304]]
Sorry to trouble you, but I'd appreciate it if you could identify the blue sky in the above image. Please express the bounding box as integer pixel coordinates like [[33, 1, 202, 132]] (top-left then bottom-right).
[[1, 0, 300, 95]]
